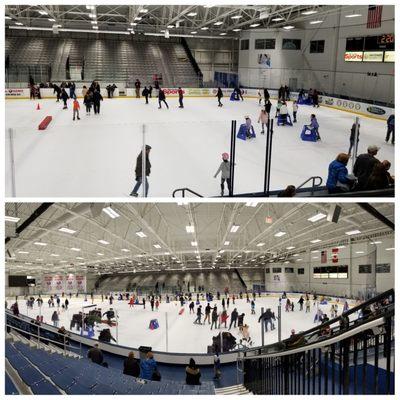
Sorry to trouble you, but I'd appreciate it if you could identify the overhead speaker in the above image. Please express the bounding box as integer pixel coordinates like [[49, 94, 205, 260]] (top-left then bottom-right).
[[52, 24, 59, 34], [327, 204, 341, 223], [90, 203, 105, 218]]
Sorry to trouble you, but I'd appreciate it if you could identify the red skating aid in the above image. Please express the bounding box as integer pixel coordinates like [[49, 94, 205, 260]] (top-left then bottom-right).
[[38, 116, 52, 130]]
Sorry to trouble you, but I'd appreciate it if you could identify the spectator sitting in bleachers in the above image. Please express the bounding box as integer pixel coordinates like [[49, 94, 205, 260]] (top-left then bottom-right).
[[353, 145, 380, 190], [382, 160, 395, 186], [87, 343, 104, 365], [123, 351, 140, 378], [140, 351, 157, 380], [366, 162, 391, 191], [185, 358, 201, 385], [277, 185, 296, 197], [326, 153, 355, 194]]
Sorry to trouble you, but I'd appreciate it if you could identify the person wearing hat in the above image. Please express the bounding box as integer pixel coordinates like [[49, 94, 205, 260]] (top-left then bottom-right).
[[130, 145, 152, 197], [214, 152, 232, 196], [353, 145, 380, 190]]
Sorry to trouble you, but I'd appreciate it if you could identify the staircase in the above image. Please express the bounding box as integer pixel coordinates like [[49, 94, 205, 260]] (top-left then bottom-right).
[[215, 384, 253, 395]]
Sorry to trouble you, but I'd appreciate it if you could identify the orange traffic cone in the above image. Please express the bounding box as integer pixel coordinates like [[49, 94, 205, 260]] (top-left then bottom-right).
[[36, 103, 41, 110]]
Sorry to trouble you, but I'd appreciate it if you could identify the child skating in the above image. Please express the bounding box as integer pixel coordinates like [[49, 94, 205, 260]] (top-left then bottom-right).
[[73, 98, 80, 121], [214, 152, 232, 196]]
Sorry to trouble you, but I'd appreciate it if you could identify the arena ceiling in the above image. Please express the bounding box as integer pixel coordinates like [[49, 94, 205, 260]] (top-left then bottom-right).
[[5, 4, 357, 38], [5, 202, 394, 277]]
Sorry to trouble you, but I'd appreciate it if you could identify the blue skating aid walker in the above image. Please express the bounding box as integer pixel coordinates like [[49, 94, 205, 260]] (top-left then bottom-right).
[[297, 95, 313, 105], [149, 319, 159, 330], [277, 113, 293, 126], [230, 91, 240, 101], [300, 125, 318, 142], [237, 123, 256, 140]]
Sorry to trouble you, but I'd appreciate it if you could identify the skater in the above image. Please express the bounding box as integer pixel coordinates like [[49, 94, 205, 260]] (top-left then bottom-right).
[[216, 87, 223, 107], [142, 86, 150, 104], [251, 300, 256, 314], [214, 153, 232, 196], [53, 83, 61, 102], [204, 303, 211, 324], [305, 299, 311, 313], [135, 79, 141, 98], [189, 301, 195, 314], [258, 308, 275, 332], [194, 305, 203, 324], [312, 90, 319, 108], [211, 306, 218, 330], [221, 298, 225, 310], [238, 313, 245, 328], [56, 297, 61, 308], [292, 100, 298, 122], [308, 114, 321, 140], [51, 310, 59, 327], [83, 91, 92, 115], [229, 308, 238, 329], [219, 309, 228, 328], [93, 89, 103, 114], [279, 101, 288, 125], [386, 114, 395, 144], [130, 145, 152, 197], [129, 297, 134, 308], [178, 87, 184, 108], [245, 116, 255, 139], [258, 108, 268, 134], [72, 98, 80, 121], [285, 298, 291, 312], [60, 88, 69, 109], [155, 299, 159, 310], [65, 298, 69, 310], [275, 100, 282, 117], [258, 89, 262, 105], [148, 85, 153, 98], [348, 122, 360, 155], [143, 298, 146, 309], [284, 85, 290, 101], [232, 295, 235, 305], [298, 296, 304, 311], [150, 298, 155, 311], [158, 88, 169, 109], [69, 82, 76, 99], [227, 297, 230, 308]]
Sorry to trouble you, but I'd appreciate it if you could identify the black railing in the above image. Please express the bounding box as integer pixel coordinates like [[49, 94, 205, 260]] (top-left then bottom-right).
[[172, 188, 203, 198], [180, 37, 203, 87], [296, 176, 323, 195], [242, 289, 394, 395]]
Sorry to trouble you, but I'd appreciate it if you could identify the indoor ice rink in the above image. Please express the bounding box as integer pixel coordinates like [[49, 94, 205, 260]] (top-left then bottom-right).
[[5, 96, 394, 197], [5, 202, 395, 394]]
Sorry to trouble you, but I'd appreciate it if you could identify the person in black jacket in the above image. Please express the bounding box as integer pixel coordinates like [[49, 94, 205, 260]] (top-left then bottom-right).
[[130, 145, 152, 197], [229, 308, 238, 329], [263, 88, 270, 104], [93, 89, 103, 114], [353, 145, 380, 190], [60, 88, 69, 109], [216, 87, 223, 107], [158, 88, 169, 109], [365, 162, 390, 190], [123, 351, 141, 377], [88, 343, 104, 365], [348, 122, 360, 155], [258, 308, 275, 332], [142, 86, 149, 104], [185, 358, 201, 385]]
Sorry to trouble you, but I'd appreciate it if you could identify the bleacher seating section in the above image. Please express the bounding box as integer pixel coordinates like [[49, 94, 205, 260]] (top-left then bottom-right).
[[5, 35, 200, 87], [6, 339, 215, 395]]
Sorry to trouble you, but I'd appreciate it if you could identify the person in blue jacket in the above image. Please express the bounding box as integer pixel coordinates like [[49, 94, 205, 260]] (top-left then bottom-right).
[[326, 153, 353, 193], [386, 114, 394, 144], [140, 351, 157, 380]]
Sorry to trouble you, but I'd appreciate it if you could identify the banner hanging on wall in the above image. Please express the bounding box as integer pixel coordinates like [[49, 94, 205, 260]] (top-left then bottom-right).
[[41, 274, 86, 293], [257, 53, 271, 68]]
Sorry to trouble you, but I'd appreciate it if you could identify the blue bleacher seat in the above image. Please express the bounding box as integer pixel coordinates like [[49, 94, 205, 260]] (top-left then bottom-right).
[[18, 366, 45, 386], [91, 383, 115, 394], [31, 379, 62, 395]]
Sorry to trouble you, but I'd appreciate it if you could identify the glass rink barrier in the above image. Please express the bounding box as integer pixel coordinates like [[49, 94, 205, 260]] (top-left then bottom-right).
[[5, 94, 395, 197]]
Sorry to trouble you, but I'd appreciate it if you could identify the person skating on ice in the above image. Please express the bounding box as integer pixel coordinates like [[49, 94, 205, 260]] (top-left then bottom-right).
[[178, 87, 184, 108], [307, 114, 321, 140], [275, 99, 282, 118], [258, 308, 275, 332], [142, 86, 150, 104], [216, 87, 223, 107], [189, 301, 195, 314], [229, 308, 238, 329], [204, 303, 211, 324], [130, 145, 152, 197], [258, 109, 268, 134], [214, 153, 232, 196], [83, 91, 92, 115], [92, 89, 103, 114], [219, 309, 228, 328], [158, 88, 169, 109], [245, 116, 255, 139], [292, 100, 298, 122], [72, 98, 80, 121], [53, 83, 61, 102], [279, 101, 288, 125], [251, 300, 256, 314], [60, 88, 69, 109], [211, 306, 218, 330]]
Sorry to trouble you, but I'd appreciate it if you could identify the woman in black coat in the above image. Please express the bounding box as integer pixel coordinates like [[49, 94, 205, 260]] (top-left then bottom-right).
[[123, 352, 141, 377], [185, 358, 201, 385]]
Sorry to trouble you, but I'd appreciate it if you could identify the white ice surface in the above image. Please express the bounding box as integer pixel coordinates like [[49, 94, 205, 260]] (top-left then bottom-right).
[[5, 97, 394, 197], [12, 294, 355, 354]]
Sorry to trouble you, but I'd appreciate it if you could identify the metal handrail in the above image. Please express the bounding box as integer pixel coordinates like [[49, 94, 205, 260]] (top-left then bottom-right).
[[172, 188, 203, 198], [296, 176, 323, 195]]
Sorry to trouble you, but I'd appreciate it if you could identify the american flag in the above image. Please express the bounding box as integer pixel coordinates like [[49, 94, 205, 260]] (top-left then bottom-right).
[[367, 5, 383, 29]]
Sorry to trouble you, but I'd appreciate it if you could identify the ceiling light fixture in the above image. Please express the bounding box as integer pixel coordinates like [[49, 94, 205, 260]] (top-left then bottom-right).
[[187, 12, 197, 17], [230, 225, 240, 233], [59, 227, 76, 234], [153, 244, 162, 249], [310, 239, 321, 243], [283, 25, 295, 30], [274, 232, 286, 237], [310, 20, 323, 24], [70, 248, 81, 251], [224, 241, 230, 245], [135, 231, 147, 238], [98, 239, 110, 245], [250, 23, 260, 28], [301, 10, 318, 15], [345, 14, 362, 18], [286, 246, 295, 250], [186, 225, 195, 233], [102, 206, 120, 219], [271, 17, 284, 22], [345, 230, 361, 235], [232, 28, 242, 32], [5, 216, 20, 222], [308, 213, 327, 222]]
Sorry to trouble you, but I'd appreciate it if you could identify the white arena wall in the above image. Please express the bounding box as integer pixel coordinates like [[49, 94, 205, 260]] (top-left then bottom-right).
[[238, 4, 394, 104], [5, 87, 394, 120]]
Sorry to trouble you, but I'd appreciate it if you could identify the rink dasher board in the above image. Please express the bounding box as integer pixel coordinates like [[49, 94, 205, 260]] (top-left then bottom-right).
[[5, 88, 393, 121]]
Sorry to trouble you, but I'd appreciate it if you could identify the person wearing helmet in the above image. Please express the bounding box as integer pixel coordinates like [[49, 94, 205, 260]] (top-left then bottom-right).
[[214, 152, 232, 196]]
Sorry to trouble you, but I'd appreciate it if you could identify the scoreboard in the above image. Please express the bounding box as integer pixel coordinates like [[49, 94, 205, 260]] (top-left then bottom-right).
[[345, 34, 394, 62]]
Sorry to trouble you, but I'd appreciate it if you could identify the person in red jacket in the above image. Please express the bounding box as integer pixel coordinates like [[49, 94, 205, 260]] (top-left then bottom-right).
[[178, 87, 184, 108], [73, 98, 81, 121]]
